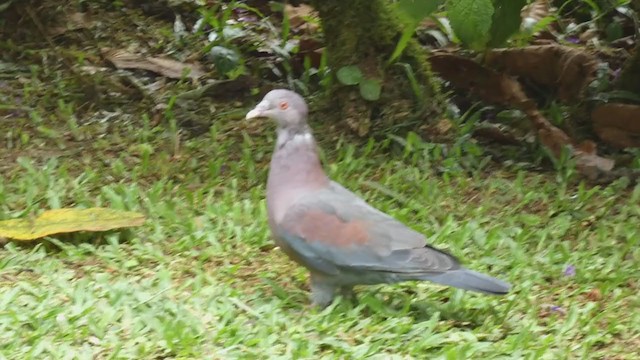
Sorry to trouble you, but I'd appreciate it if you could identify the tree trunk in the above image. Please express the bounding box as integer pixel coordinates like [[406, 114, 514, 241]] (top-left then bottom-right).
[[310, 0, 444, 136]]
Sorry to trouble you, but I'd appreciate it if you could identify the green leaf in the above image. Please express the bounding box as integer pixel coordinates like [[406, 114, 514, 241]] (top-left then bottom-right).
[[359, 79, 382, 101], [389, 26, 417, 64], [605, 22, 624, 42], [0, 1, 14, 12], [336, 65, 363, 85], [447, 0, 494, 50], [390, 0, 445, 64], [395, 0, 443, 24], [397, 63, 423, 104], [209, 46, 241, 75], [488, 0, 527, 47]]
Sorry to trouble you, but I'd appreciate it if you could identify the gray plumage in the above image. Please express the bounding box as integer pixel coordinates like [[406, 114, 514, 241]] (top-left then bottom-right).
[[246, 89, 511, 307]]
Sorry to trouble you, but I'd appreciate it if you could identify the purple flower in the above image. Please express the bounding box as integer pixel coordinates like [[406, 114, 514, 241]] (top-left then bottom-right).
[[550, 305, 566, 315], [563, 265, 576, 277], [566, 36, 580, 44], [613, 68, 621, 80]]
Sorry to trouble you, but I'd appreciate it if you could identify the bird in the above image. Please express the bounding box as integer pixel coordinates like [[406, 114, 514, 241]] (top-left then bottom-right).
[[246, 89, 511, 308]]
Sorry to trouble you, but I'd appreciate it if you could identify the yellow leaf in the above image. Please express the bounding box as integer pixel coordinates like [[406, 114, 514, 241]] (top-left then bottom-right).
[[0, 208, 146, 241]]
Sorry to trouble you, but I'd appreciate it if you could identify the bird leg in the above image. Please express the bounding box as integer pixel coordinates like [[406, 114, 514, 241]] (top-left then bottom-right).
[[309, 274, 337, 308]]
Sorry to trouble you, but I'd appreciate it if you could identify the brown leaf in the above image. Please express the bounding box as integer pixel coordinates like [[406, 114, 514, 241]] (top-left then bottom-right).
[[430, 51, 615, 180], [103, 49, 205, 80], [521, 0, 551, 26], [592, 103, 640, 148], [584, 288, 603, 302], [430, 52, 531, 106], [284, 4, 319, 33], [434, 119, 453, 135], [579, 29, 599, 43], [49, 12, 94, 36], [485, 45, 598, 102], [574, 150, 616, 180], [576, 140, 597, 155], [473, 124, 521, 145]]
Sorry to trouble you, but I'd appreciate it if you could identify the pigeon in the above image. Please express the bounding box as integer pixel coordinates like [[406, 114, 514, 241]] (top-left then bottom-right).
[[246, 89, 511, 307]]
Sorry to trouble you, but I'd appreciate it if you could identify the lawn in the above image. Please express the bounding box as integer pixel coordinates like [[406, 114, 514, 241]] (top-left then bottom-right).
[[1, 1, 640, 358], [1, 107, 639, 359]]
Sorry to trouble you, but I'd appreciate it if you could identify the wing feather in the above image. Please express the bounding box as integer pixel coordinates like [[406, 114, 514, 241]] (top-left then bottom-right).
[[276, 185, 460, 276]]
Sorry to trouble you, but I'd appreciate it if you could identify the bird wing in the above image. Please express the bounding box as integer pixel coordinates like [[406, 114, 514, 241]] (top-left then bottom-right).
[[275, 183, 460, 276]]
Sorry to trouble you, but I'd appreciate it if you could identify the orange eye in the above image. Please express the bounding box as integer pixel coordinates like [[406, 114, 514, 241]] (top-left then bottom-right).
[[279, 101, 289, 110]]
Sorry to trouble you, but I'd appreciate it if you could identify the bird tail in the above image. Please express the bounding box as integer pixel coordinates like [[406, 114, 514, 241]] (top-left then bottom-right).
[[419, 268, 511, 295]]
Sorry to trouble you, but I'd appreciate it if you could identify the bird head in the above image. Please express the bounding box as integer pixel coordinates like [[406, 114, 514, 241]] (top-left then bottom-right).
[[245, 89, 309, 129]]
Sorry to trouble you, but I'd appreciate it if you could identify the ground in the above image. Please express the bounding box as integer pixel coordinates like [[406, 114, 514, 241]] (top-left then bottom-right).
[[1, 1, 639, 359]]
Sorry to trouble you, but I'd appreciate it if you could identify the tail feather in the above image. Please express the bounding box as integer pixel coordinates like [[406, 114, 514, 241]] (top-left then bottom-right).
[[419, 268, 511, 295]]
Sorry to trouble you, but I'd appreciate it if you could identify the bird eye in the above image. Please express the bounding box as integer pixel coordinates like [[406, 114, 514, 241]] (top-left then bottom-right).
[[279, 101, 289, 110]]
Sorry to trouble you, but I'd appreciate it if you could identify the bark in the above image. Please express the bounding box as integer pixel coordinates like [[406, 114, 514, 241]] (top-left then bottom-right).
[[310, 0, 444, 136]]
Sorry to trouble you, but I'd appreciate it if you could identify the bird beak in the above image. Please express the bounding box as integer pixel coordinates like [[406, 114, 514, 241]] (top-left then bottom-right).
[[246, 100, 270, 119]]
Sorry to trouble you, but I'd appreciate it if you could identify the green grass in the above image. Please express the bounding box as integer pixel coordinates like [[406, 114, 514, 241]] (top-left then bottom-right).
[[0, 1, 639, 357], [1, 111, 639, 359]]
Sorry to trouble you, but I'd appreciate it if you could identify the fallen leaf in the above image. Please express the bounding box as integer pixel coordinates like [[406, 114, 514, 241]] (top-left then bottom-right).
[[592, 103, 640, 148], [430, 51, 616, 181], [284, 4, 319, 32], [0, 208, 145, 241], [49, 12, 94, 36], [434, 119, 453, 135], [584, 288, 603, 302], [472, 124, 521, 145], [103, 49, 205, 80], [520, 0, 551, 30], [429, 52, 531, 106], [579, 29, 599, 43], [485, 45, 598, 102], [573, 140, 615, 177]]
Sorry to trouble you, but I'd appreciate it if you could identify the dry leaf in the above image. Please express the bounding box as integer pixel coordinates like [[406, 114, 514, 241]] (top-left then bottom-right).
[[521, 0, 551, 30], [574, 150, 616, 180], [0, 208, 146, 241], [430, 51, 615, 180], [579, 29, 599, 43], [584, 288, 603, 302], [592, 103, 640, 148], [527, 108, 614, 177], [473, 124, 521, 145], [485, 45, 598, 102], [49, 12, 93, 36], [284, 4, 319, 32], [103, 49, 205, 80], [434, 119, 453, 135], [430, 52, 531, 106]]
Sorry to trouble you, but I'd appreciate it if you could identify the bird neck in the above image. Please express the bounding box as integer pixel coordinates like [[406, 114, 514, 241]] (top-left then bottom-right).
[[267, 126, 329, 220], [271, 126, 326, 181], [275, 125, 313, 149]]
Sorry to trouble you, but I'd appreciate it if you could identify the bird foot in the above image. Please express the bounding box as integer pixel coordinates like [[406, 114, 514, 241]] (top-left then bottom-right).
[[309, 279, 337, 308], [309, 276, 357, 308]]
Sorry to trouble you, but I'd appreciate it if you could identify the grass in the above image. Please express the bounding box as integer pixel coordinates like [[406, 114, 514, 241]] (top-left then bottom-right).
[[1, 1, 639, 358], [0, 106, 639, 359]]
